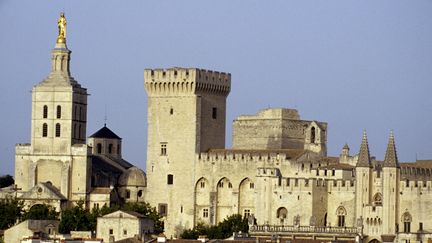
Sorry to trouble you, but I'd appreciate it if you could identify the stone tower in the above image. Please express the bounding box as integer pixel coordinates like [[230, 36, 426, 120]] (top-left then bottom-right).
[[381, 131, 400, 236], [144, 68, 231, 237], [355, 131, 373, 223], [15, 16, 90, 204]]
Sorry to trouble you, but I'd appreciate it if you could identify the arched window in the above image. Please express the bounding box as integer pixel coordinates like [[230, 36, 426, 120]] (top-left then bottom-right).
[[337, 206, 346, 227], [311, 127, 316, 143], [78, 124, 82, 139], [402, 212, 412, 233], [56, 105, 61, 119], [97, 143, 102, 154], [43, 105, 48, 118], [277, 207, 288, 220], [42, 123, 48, 137], [373, 193, 382, 206], [108, 144, 113, 154], [55, 123, 61, 137]]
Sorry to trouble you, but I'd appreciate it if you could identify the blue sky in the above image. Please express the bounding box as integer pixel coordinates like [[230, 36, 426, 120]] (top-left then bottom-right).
[[1, 1, 431, 176]]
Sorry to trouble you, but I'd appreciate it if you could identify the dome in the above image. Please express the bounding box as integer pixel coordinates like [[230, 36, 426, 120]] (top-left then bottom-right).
[[118, 167, 146, 187]]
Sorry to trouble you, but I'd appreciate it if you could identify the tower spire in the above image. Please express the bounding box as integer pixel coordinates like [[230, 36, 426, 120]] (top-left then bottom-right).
[[357, 130, 372, 167], [383, 130, 399, 167]]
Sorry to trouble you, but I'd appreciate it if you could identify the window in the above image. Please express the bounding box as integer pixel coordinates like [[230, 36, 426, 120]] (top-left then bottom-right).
[[42, 123, 48, 137], [55, 123, 61, 137], [332, 169, 335, 176], [170, 108, 173, 115], [123, 229, 127, 235], [337, 206, 346, 227], [97, 143, 102, 154], [228, 182, 232, 188], [56, 105, 61, 119], [126, 190, 130, 199], [277, 207, 288, 222], [373, 193, 382, 206], [200, 181, 205, 188], [78, 124, 82, 139], [311, 127, 316, 143], [158, 203, 167, 216], [109, 229, 113, 235], [117, 144, 121, 155], [43, 105, 48, 118], [137, 190, 143, 198], [167, 174, 173, 185], [79, 107, 82, 121], [161, 143, 167, 155], [74, 105, 77, 120], [402, 212, 412, 233], [108, 144, 113, 154], [250, 183, 255, 189], [203, 208, 209, 218], [212, 107, 217, 119], [244, 209, 251, 218], [218, 181, 224, 188], [74, 124, 77, 138]]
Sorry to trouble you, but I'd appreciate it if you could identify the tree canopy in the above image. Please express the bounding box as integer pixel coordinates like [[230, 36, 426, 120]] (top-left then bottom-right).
[[0, 175, 14, 188], [0, 198, 24, 230], [181, 214, 248, 239], [22, 204, 59, 221]]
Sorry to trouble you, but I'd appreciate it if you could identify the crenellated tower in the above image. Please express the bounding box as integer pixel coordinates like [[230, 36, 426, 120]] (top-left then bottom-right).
[[144, 67, 231, 237]]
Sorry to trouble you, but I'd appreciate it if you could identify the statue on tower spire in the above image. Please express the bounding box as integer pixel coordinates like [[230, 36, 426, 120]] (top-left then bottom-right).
[[57, 12, 67, 44]]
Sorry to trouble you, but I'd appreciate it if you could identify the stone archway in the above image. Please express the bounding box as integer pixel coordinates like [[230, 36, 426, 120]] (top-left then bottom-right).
[[368, 239, 381, 243]]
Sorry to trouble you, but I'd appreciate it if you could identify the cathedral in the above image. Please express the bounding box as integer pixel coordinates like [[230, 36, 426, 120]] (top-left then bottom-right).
[[5, 14, 432, 243]]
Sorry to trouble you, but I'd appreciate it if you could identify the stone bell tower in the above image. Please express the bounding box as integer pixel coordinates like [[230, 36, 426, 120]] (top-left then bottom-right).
[[15, 13, 90, 204], [144, 68, 231, 237]]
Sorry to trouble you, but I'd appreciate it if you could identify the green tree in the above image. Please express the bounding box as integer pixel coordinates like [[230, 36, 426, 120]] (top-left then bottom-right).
[[121, 202, 164, 233], [180, 214, 248, 239], [58, 201, 91, 234], [0, 198, 24, 230], [22, 204, 59, 220], [0, 175, 14, 188]]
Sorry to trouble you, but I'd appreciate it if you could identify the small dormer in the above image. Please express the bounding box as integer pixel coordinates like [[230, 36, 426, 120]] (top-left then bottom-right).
[[88, 125, 122, 158]]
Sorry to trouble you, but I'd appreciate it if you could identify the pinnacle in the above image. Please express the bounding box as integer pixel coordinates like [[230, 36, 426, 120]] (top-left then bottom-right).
[[357, 130, 372, 167], [384, 130, 399, 167]]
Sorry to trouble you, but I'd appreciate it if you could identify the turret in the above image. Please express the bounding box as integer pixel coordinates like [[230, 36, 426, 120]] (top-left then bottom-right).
[[356, 131, 372, 168]]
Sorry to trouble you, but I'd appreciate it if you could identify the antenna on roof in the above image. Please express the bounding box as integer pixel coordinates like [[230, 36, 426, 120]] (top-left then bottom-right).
[[104, 104, 108, 127]]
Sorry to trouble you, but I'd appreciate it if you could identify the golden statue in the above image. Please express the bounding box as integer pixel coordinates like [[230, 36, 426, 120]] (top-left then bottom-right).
[[57, 12, 67, 43]]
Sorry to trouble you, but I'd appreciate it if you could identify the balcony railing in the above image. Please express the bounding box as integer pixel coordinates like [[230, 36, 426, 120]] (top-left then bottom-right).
[[249, 225, 361, 235]]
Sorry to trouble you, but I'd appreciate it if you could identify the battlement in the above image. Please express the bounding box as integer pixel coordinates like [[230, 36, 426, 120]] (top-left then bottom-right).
[[144, 67, 231, 96], [197, 149, 304, 164]]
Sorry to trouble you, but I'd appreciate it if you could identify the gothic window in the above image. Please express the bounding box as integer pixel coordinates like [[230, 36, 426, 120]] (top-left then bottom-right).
[[373, 193, 382, 206], [228, 182, 232, 188], [200, 181, 205, 188], [109, 229, 113, 235], [160, 143, 167, 155], [203, 208, 209, 218], [123, 229, 127, 235], [167, 174, 173, 185], [311, 127, 316, 143], [42, 123, 48, 137], [218, 181, 224, 188], [97, 143, 102, 154], [277, 207, 288, 220], [402, 212, 412, 233], [55, 123, 61, 137], [212, 107, 217, 119], [108, 144, 113, 154], [56, 105, 61, 119], [43, 105, 48, 118], [250, 182, 255, 189], [337, 206, 347, 227], [74, 124, 77, 139]]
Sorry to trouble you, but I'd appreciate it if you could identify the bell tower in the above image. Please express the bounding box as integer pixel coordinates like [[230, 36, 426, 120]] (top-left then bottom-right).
[[15, 13, 90, 203]]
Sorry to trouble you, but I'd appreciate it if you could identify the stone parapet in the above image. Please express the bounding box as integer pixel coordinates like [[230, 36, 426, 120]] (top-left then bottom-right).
[[144, 67, 231, 96]]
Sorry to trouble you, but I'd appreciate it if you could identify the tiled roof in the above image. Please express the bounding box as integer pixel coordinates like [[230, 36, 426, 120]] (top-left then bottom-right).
[[89, 125, 121, 139]]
